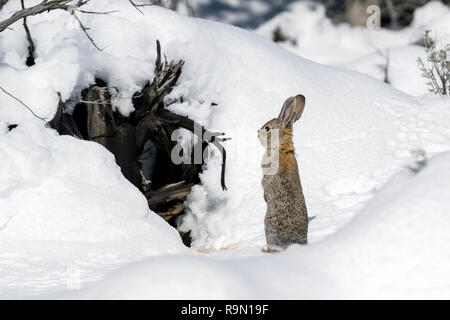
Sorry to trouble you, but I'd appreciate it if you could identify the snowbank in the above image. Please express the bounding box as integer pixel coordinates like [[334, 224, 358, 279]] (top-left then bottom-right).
[[0, 123, 184, 297], [74, 151, 450, 299], [0, 124, 180, 244]]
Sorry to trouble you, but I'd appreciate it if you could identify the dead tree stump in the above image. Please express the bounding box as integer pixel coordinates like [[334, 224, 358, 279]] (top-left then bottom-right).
[[50, 41, 229, 245]]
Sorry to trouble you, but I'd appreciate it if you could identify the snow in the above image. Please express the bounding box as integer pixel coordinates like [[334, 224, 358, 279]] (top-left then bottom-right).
[[347, 45, 429, 96], [67, 151, 450, 299], [0, 0, 450, 298], [0, 123, 184, 297], [256, 1, 450, 96]]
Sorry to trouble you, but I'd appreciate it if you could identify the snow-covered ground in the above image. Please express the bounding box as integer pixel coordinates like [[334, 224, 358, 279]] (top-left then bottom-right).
[[256, 1, 450, 96], [68, 150, 450, 299], [0, 0, 449, 299]]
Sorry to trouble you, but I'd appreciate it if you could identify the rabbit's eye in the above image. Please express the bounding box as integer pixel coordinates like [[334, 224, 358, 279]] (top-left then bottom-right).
[[265, 126, 270, 132]]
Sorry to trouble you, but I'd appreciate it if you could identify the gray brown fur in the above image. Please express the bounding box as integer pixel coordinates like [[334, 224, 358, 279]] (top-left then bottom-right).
[[258, 95, 308, 251]]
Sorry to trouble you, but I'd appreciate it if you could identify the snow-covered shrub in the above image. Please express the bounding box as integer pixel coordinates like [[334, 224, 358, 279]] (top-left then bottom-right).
[[417, 30, 450, 95]]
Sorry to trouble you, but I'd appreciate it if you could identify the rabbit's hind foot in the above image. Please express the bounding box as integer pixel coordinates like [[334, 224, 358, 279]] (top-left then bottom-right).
[[261, 246, 281, 254]]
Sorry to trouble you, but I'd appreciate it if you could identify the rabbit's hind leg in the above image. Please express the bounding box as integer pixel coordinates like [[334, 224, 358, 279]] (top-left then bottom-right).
[[265, 224, 289, 252], [265, 224, 307, 251]]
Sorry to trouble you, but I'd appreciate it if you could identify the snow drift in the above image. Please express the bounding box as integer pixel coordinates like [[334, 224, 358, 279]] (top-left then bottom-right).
[[75, 151, 450, 299], [0, 123, 184, 298]]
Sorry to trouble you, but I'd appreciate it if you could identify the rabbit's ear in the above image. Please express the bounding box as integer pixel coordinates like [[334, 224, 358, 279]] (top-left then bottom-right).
[[278, 97, 294, 128], [292, 94, 305, 123], [278, 95, 306, 128]]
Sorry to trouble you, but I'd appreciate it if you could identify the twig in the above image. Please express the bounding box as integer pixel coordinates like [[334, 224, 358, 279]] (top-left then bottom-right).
[[69, 10, 103, 51], [0, 215, 15, 233], [0, 0, 73, 32], [78, 9, 119, 15], [368, 42, 390, 84], [0, 85, 47, 122], [128, 0, 155, 15], [21, 0, 35, 66], [0, 0, 107, 52], [0, 0, 10, 11], [146, 181, 194, 207], [77, 98, 112, 104]]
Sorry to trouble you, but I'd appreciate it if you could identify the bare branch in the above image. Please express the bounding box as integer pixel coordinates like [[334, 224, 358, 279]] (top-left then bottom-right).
[[69, 10, 103, 51], [369, 42, 390, 84], [1, 1, 116, 52], [0, 85, 47, 122], [0, 0, 72, 32], [21, 0, 35, 66], [0, 0, 9, 10], [146, 181, 194, 208], [78, 9, 119, 15], [128, 0, 155, 15], [76, 98, 112, 104]]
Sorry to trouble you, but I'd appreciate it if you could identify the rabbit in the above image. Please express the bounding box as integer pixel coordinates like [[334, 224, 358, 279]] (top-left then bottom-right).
[[258, 94, 308, 252]]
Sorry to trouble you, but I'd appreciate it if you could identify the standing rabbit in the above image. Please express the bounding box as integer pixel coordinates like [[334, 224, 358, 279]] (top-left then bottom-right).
[[258, 95, 308, 252]]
